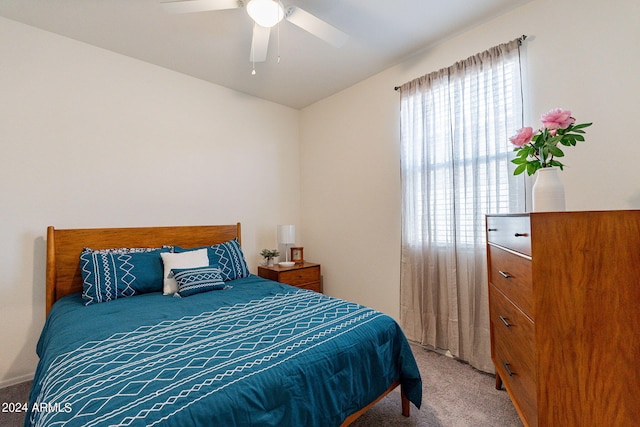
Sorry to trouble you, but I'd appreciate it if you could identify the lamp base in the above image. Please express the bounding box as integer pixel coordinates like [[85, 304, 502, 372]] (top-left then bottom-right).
[[278, 261, 295, 267]]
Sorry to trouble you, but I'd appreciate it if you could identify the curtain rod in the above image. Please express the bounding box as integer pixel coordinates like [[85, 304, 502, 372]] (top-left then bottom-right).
[[393, 35, 528, 91]]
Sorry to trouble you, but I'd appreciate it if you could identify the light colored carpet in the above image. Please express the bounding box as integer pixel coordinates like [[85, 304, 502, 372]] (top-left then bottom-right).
[[350, 344, 523, 426], [0, 344, 522, 427], [0, 380, 30, 427]]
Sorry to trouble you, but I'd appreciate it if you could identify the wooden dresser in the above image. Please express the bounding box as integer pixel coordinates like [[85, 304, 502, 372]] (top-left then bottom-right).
[[486, 211, 640, 427], [257, 262, 322, 293]]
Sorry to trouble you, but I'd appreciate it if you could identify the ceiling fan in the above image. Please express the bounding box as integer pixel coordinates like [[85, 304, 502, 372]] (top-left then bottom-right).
[[161, 0, 349, 66]]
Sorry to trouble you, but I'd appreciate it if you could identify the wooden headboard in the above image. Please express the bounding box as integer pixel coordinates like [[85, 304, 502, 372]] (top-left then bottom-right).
[[45, 223, 242, 315]]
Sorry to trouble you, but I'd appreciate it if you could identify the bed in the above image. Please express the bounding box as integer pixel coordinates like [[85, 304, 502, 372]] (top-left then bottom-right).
[[27, 223, 422, 426]]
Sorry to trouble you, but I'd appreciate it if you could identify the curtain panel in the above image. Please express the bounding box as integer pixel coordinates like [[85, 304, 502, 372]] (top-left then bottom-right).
[[399, 39, 525, 372]]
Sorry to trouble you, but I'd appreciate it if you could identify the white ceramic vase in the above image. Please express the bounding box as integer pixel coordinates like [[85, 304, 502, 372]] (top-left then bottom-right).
[[532, 167, 565, 212]]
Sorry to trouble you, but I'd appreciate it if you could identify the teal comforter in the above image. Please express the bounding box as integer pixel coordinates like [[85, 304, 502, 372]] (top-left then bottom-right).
[[27, 275, 421, 426]]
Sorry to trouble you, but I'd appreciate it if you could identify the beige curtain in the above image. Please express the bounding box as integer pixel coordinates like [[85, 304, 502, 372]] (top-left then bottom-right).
[[399, 39, 526, 372]]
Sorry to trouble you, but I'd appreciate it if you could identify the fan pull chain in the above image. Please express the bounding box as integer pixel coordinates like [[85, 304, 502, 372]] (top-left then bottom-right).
[[277, 19, 281, 64], [251, 24, 256, 75]]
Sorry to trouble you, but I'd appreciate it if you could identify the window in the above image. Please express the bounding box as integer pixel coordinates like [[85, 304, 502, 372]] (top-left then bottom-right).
[[398, 38, 527, 372], [400, 41, 525, 247]]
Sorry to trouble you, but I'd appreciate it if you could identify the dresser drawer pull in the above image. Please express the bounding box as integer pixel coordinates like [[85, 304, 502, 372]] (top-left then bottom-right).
[[502, 362, 515, 377], [498, 271, 512, 279], [499, 316, 512, 327], [488, 228, 497, 232], [514, 232, 529, 237]]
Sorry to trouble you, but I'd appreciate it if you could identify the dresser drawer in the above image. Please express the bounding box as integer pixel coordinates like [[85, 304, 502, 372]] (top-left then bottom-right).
[[489, 284, 535, 365], [487, 215, 531, 257], [490, 284, 537, 426], [488, 246, 534, 320], [278, 266, 320, 286], [494, 338, 538, 427]]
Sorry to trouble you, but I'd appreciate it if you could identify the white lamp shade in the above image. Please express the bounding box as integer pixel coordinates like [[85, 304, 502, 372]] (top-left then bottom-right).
[[246, 0, 284, 28], [277, 224, 296, 244]]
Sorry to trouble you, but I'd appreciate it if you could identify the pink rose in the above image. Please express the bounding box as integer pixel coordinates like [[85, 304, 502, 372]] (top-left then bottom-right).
[[541, 108, 575, 130], [509, 127, 534, 147]]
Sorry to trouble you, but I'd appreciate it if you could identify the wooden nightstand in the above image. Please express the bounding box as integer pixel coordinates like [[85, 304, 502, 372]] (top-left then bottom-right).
[[257, 262, 322, 293]]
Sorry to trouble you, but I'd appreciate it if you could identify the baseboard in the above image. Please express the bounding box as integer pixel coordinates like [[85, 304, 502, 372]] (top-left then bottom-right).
[[0, 373, 34, 389]]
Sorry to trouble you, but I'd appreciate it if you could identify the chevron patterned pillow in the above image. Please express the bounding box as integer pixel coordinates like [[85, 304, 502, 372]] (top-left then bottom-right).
[[170, 266, 228, 297], [176, 238, 250, 282], [80, 247, 171, 305]]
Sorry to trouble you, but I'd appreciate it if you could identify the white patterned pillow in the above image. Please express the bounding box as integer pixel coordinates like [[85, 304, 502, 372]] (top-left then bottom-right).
[[160, 249, 209, 295]]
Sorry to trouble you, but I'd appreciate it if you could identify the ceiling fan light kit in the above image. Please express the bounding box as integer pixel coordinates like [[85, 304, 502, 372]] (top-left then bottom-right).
[[162, 0, 348, 73], [246, 0, 284, 28]]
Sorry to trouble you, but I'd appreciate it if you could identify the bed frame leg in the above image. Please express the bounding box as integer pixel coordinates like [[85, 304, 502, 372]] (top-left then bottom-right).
[[401, 384, 410, 417]]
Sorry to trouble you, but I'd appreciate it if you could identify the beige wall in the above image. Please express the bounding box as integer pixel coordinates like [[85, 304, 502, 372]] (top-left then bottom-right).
[[0, 17, 301, 386], [3, 0, 639, 387], [300, 0, 640, 318]]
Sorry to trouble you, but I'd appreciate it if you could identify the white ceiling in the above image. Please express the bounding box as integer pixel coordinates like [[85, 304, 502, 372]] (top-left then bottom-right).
[[0, 0, 531, 109]]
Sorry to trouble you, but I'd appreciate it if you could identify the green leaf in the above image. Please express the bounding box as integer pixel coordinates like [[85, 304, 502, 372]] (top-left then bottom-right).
[[541, 146, 550, 163], [559, 138, 573, 146], [546, 135, 562, 145], [513, 163, 527, 175], [572, 122, 592, 130], [526, 162, 539, 176], [549, 146, 565, 157], [572, 134, 585, 142], [511, 156, 527, 164]]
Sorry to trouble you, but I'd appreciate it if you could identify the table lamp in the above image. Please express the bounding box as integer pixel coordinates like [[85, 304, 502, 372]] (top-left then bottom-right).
[[277, 224, 296, 267]]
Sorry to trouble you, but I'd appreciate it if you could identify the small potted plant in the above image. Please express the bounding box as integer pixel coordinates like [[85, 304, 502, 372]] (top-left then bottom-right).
[[260, 249, 280, 266]]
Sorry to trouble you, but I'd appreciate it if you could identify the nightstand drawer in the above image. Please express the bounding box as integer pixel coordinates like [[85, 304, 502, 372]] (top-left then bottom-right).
[[488, 245, 533, 320], [278, 266, 320, 286], [296, 281, 322, 293], [257, 263, 322, 293]]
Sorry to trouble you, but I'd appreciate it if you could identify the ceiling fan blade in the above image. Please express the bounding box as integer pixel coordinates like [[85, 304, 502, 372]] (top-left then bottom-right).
[[285, 6, 348, 48], [161, 0, 243, 14], [250, 24, 271, 63]]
